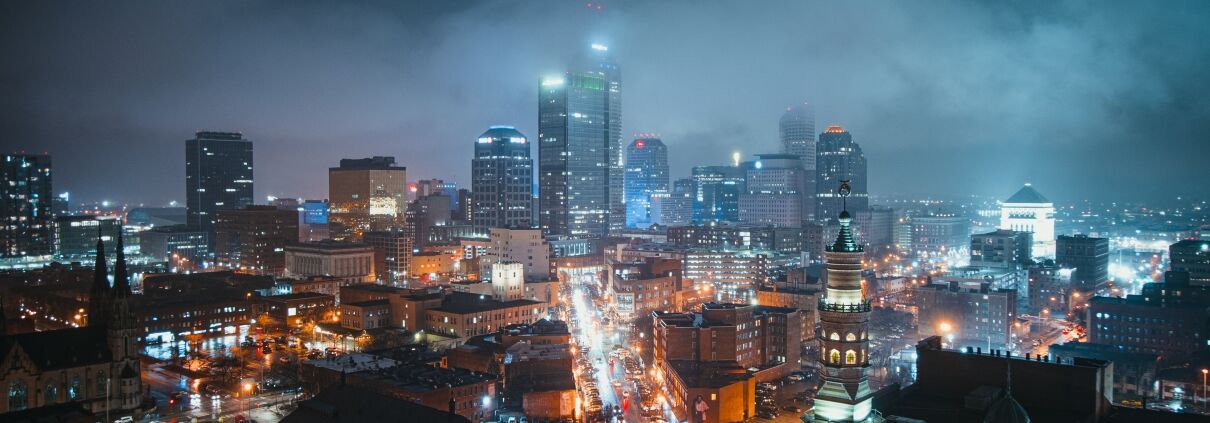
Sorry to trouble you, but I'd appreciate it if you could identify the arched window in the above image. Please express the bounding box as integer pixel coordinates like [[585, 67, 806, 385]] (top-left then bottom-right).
[[829, 332, 840, 341], [829, 349, 840, 364], [845, 350, 857, 365], [861, 330, 867, 339], [846, 333, 857, 341], [861, 349, 866, 363], [95, 371, 106, 395], [68, 377, 81, 400], [44, 383, 57, 404], [8, 380, 28, 411]]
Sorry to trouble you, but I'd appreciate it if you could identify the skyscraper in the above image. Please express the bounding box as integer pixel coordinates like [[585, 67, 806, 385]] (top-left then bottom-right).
[[1, 154, 53, 259], [739, 154, 809, 227], [538, 43, 622, 238], [472, 126, 533, 231], [624, 136, 669, 228], [780, 103, 816, 170], [815, 125, 868, 222], [691, 165, 745, 223], [814, 182, 874, 422], [185, 131, 253, 239], [328, 156, 407, 241]]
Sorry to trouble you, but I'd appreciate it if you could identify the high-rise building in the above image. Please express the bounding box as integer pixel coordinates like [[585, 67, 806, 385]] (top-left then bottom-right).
[[299, 199, 330, 242], [998, 184, 1055, 258], [472, 126, 533, 231], [185, 131, 253, 239], [650, 178, 694, 226], [691, 165, 744, 224], [624, 136, 669, 228], [911, 211, 970, 258], [815, 125, 868, 222], [1167, 240, 1210, 286], [1056, 235, 1109, 290], [538, 44, 622, 238], [814, 185, 874, 422], [328, 156, 407, 241], [780, 102, 816, 211], [1, 154, 53, 260], [855, 205, 894, 250], [487, 227, 550, 280], [214, 205, 299, 273], [739, 154, 808, 228], [407, 193, 451, 249], [53, 215, 122, 261], [1088, 271, 1210, 356], [970, 229, 1033, 269], [364, 229, 412, 286]]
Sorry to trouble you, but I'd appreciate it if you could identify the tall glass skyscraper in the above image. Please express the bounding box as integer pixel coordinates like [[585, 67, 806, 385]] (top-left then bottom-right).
[[472, 125, 533, 231], [328, 156, 406, 241], [624, 136, 669, 228], [815, 125, 868, 222], [780, 103, 816, 220], [691, 165, 745, 224], [1, 154, 53, 260], [538, 44, 622, 238], [185, 131, 253, 239]]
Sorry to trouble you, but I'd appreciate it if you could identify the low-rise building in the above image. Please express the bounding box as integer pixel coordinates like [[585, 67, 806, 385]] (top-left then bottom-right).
[[340, 299, 391, 330], [259, 292, 335, 328], [425, 292, 546, 338], [284, 241, 376, 285]]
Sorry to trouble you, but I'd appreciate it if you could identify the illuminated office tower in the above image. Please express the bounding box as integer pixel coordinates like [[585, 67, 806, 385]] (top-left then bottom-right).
[[539, 43, 622, 238], [691, 165, 745, 224], [1, 154, 53, 260], [815, 125, 867, 222], [185, 131, 253, 239], [814, 182, 874, 422], [472, 126, 533, 231], [781, 103, 816, 221], [624, 136, 669, 228], [328, 156, 407, 241], [738, 154, 808, 227]]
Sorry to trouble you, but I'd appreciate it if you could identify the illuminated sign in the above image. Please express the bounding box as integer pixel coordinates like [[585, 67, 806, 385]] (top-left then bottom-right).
[[369, 197, 398, 216]]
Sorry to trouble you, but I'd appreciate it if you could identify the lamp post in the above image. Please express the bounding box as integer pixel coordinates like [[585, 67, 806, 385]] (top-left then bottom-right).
[[1202, 368, 1208, 410]]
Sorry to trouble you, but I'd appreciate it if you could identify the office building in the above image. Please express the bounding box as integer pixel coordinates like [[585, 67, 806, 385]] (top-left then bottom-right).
[[363, 229, 411, 286], [487, 227, 550, 280], [138, 224, 209, 264], [624, 136, 670, 228], [691, 165, 744, 224], [667, 224, 802, 254], [1056, 235, 1110, 290], [1028, 261, 1073, 314], [284, 241, 376, 285], [472, 126, 533, 231], [125, 207, 186, 228], [406, 193, 451, 249], [855, 205, 894, 250], [739, 154, 809, 227], [999, 183, 1055, 258], [970, 229, 1033, 269], [1168, 239, 1210, 286], [299, 200, 329, 242], [1087, 271, 1210, 357], [328, 156, 407, 241], [911, 210, 970, 258], [538, 44, 622, 238], [607, 257, 685, 320], [185, 131, 253, 239], [814, 125, 868, 222], [650, 178, 694, 226], [53, 215, 121, 261], [913, 279, 1017, 350], [780, 102, 816, 172], [214, 205, 299, 274]]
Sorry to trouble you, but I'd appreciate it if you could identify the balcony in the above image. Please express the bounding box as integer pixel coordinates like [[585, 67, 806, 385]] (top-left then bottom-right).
[[818, 300, 871, 313]]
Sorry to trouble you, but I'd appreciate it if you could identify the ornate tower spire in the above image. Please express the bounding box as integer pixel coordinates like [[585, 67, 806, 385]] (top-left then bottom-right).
[[88, 227, 111, 325], [112, 231, 131, 298], [813, 181, 874, 422]]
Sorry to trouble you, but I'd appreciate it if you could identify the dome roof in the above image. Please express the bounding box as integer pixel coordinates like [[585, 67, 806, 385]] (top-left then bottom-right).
[[983, 393, 1030, 423], [478, 125, 525, 140]]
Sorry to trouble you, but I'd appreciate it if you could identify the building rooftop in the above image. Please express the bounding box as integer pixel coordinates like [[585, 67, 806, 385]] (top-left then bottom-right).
[[666, 360, 753, 388], [263, 292, 334, 301], [430, 292, 543, 315], [282, 383, 469, 423], [343, 299, 390, 308], [503, 341, 571, 364], [1004, 184, 1050, 204], [286, 240, 374, 252], [302, 352, 399, 373], [361, 364, 496, 393]]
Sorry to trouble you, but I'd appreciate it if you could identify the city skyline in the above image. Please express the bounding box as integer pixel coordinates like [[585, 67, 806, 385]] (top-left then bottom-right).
[[3, 1, 1209, 206]]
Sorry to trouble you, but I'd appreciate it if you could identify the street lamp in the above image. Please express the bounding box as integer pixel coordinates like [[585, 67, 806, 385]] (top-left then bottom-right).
[[1202, 368, 1208, 409]]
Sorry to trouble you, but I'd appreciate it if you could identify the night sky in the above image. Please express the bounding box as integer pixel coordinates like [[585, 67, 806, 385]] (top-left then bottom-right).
[[2, 1, 1208, 206]]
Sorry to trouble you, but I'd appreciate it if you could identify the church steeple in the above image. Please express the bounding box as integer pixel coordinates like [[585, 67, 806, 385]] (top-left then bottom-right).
[[88, 227, 111, 325], [112, 231, 131, 298]]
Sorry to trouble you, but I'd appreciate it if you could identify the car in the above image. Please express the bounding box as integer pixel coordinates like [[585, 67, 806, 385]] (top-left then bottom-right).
[[787, 373, 805, 381], [783, 405, 804, 413], [756, 410, 778, 420]]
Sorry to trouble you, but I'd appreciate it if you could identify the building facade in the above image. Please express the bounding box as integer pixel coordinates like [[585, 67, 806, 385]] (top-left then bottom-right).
[[363, 229, 412, 286], [185, 131, 253, 240], [814, 126, 868, 224], [999, 184, 1055, 258], [1, 154, 53, 261], [328, 156, 407, 241], [691, 165, 744, 224], [1056, 235, 1109, 290], [780, 102, 816, 175], [970, 229, 1032, 269], [487, 227, 550, 280], [538, 44, 622, 238], [624, 136, 670, 228], [284, 241, 376, 285], [1168, 239, 1210, 286], [472, 126, 533, 232], [739, 154, 809, 228], [213, 205, 299, 274]]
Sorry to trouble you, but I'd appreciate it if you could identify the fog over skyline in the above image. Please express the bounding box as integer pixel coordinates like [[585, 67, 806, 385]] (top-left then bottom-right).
[[2, 0, 1208, 206]]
